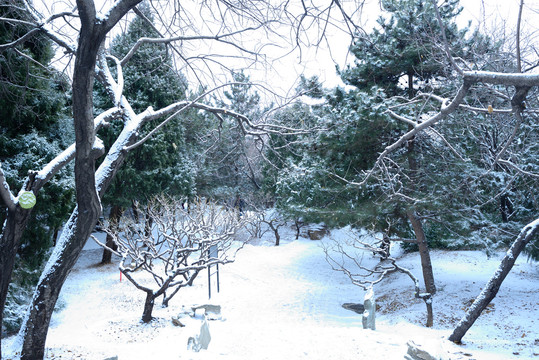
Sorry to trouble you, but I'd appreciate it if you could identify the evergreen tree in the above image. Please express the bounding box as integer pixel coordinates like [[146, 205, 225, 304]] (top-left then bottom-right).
[[94, 2, 193, 263], [198, 71, 265, 205], [340, 0, 466, 98], [0, 1, 73, 334]]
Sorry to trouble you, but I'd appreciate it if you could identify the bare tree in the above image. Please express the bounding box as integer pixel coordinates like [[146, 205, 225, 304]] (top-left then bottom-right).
[[325, 230, 435, 327], [93, 196, 253, 322]]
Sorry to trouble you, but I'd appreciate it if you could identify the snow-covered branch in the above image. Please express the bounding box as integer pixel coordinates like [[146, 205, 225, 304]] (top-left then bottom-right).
[[122, 83, 311, 153], [94, 196, 254, 322], [34, 107, 122, 188], [449, 217, 539, 343], [0, 163, 16, 211], [357, 83, 471, 185], [359, 66, 539, 185]]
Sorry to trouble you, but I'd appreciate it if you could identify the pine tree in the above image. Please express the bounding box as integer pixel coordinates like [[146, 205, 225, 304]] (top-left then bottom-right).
[[94, 3, 194, 263], [0, 1, 73, 335], [199, 71, 265, 205]]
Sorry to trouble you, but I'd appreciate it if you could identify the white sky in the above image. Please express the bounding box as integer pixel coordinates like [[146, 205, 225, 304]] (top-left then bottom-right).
[[33, 0, 539, 101], [292, 0, 539, 91]]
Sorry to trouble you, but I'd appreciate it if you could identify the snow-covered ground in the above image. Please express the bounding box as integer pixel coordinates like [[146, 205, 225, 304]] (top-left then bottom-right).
[[3, 225, 539, 359]]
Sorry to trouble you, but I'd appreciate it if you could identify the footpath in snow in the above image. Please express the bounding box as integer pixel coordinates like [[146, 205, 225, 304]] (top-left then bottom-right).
[[3, 227, 538, 359]]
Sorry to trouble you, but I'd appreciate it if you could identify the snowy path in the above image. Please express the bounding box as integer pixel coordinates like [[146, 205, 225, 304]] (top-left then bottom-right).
[[4, 231, 538, 359]]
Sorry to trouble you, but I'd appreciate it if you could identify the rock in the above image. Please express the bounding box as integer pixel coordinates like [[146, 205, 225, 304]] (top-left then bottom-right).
[[192, 304, 222, 320], [404, 340, 441, 360], [192, 304, 221, 315], [342, 303, 365, 314], [362, 287, 376, 330], [187, 318, 211, 352], [307, 225, 328, 240], [103, 357, 118, 360], [198, 319, 211, 349], [171, 316, 185, 327]]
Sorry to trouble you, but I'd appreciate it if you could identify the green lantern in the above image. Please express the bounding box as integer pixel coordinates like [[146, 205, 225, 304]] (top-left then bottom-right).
[[19, 191, 37, 209]]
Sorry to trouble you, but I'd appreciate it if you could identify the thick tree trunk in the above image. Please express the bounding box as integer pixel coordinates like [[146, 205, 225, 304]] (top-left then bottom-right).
[[101, 204, 123, 264], [20, 19, 104, 357], [0, 207, 33, 356], [18, 2, 144, 355], [407, 211, 436, 296], [19, 102, 142, 360], [19, 208, 95, 360], [142, 291, 156, 323], [449, 218, 539, 343]]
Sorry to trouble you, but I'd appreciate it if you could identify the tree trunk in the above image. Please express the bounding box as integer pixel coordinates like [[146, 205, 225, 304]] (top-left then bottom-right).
[[101, 204, 123, 264], [500, 194, 513, 223], [19, 103, 142, 359], [294, 218, 302, 240], [132, 200, 139, 222], [144, 207, 153, 238], [20, 208, 94, 360], [426, 298, 433, 327], [269, 221, 280, 246], [407, 210, 436, 295], [19, 4, 142, 355], [0, 207, 33, 356], [448, 218, 539, 343], [142, 291, 156, 323], [20, 22, 104, 356]]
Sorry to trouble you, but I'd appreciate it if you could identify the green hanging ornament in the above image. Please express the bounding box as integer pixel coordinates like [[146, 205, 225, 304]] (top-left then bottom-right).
[[19, 191, 37, 209]]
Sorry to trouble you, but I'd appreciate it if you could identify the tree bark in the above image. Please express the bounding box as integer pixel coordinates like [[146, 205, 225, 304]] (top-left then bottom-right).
[[101, 204, 123, 264], [142, 291, 156, 323], [425, 298, 433, 327], [19, 109, 142, 360], [407, 211, 436, 296], [268, 221, 280, 246], [0, 207, 33, 354], [448, 218, 539, 343], [19, 209, 90, 360]]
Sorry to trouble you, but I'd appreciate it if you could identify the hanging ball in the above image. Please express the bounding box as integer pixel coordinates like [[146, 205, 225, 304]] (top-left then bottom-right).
[[19, 191, 36, 209]]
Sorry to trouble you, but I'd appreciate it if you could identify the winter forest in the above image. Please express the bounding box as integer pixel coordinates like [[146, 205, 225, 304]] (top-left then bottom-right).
[[0, 0, 538, 359]]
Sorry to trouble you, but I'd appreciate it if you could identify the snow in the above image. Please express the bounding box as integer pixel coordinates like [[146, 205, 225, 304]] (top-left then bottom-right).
[[3, 226, 539, 359]]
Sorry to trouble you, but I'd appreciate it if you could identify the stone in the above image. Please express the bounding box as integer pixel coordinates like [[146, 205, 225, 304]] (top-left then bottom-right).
[[192, 304, 222, 320], [342, 303, 365, 314], [187, 318, 211, 352], [192, 304, 221, 315], [404, 341, 440, 360], [103, 357, 118, 360], [307, 225, 328, 240], [362, 287, 376, 330], [198, 319, 211, 349], [171, 316, 185, 327]]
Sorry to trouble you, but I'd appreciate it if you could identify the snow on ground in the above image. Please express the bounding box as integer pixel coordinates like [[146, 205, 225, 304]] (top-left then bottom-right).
[[3, 225, 539, 359]]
